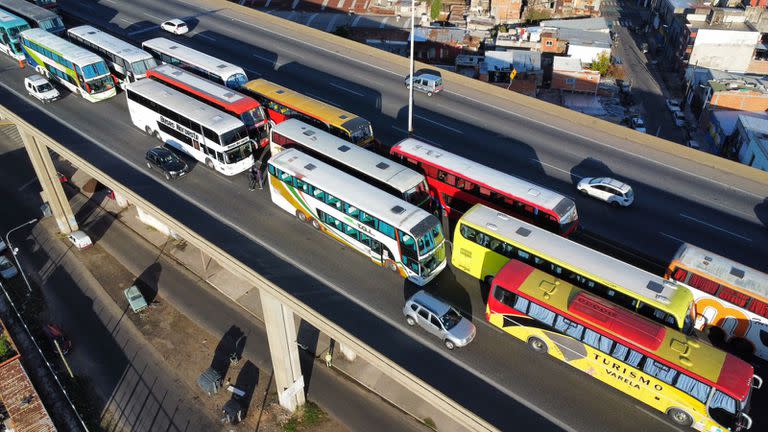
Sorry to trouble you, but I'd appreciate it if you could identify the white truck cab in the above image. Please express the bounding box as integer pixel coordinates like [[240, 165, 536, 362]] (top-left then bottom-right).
[[25, 74, 60, 103]]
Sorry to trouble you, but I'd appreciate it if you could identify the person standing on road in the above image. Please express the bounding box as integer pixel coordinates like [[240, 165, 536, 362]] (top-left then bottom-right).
[[248, 164, 258, 191]]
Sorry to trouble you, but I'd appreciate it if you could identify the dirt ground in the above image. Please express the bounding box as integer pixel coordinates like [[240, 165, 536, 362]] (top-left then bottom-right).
[[70, 223, 343, 432]]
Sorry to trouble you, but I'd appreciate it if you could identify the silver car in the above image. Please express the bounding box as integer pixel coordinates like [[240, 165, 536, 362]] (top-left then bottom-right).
[[403, 291, 476, 350]]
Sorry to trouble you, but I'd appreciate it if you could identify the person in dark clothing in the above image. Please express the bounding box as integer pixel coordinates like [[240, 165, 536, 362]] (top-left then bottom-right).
[[248, 165, 258, 191]]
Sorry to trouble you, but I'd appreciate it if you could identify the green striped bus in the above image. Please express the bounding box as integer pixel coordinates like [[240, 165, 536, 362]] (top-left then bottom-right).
[[20, 28, 116, 102]]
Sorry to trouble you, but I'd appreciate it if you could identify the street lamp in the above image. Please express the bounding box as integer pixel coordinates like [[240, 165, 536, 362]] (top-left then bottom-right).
[[407, 0, 415, 134], [6, 218, 37, 294]]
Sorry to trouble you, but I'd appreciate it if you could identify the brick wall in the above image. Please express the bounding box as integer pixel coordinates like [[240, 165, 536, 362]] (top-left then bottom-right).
[[710, 91, 768, 111], [551, 68, 600, 93]]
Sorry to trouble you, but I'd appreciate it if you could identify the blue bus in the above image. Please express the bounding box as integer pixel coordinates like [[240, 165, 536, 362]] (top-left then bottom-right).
[[0, 8, 28, 60]]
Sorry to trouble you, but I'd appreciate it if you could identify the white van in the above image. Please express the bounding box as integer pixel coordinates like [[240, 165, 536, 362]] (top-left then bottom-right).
[[25, 74, 60, 103], [404, 73, 444, 96]]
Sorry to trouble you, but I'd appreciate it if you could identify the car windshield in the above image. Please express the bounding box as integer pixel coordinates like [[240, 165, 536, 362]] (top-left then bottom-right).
[[440, 308, 462, 330], [160, 154, 177, 163], [37, 83, 53, 92], [588, 177, 604, 185], [85, 75, 114, 94]]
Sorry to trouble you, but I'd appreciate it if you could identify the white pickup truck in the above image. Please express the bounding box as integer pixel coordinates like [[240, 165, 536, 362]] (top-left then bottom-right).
[[25, 74, 60, 103]]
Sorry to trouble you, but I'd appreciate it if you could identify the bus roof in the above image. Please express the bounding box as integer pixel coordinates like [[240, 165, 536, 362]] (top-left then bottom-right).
[[21, 28, 105, 67], [147, 64, 258, 114], [0, 0, 59, 21], [273, 119, 424, 193], [128, 79, 244, 134], [392, 138, 575, 218], [142, 38, 244, 77], [463, 204, 693, 314], [67, 26, 153, 64], [673, 243, 768, 300], [497, 260, 753, 399], [244, 79, 364, 130], [0, 8, 26, 26], [270, 148, 436, 234]]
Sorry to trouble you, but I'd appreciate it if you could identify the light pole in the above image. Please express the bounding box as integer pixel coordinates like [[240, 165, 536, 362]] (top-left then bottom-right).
[[407, 0, 415, 134], [6, 218, 37, 294]]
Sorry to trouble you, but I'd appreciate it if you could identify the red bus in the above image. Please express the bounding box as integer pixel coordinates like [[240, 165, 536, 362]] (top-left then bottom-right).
[[146, 64, 269, 147], [390, 138, 579, 236]]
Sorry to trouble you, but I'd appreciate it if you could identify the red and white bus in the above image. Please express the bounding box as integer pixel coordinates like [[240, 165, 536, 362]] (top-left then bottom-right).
[[147, 64, 268, 147], [390, 138, 579, 236]]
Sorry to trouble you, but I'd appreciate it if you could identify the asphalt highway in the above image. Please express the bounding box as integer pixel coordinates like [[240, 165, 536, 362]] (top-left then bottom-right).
[[0, 0, 765, 430], [58, 0, 768, 272]]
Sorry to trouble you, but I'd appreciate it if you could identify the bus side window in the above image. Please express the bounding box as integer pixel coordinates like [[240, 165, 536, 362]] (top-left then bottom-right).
[[424, 165, 438, 178]]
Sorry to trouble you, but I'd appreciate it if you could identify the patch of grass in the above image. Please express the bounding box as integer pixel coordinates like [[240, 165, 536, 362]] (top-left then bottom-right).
[[282, 417, 299, 432], [302, 401, 324, 426], [430, 0, 442, 20], [0, 333, 15, 362]]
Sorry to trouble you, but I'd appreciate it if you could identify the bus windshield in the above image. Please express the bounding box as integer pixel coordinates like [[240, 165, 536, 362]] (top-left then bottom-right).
[[226, 73, 248, 89], [131, 58, 158, 76], [39, 17, 63, 32], [224, 142, 253, 164], [221, 126, 249, 146], [241, 108, 266, 129], [86, 75, 115, 94], [417, 222, 444, 256], [82, 62, 109, 79], [349, 122, 373, 145], [403, 181, 430, 208], [8, 25, 29, 38], [420, 243, 446, 278]]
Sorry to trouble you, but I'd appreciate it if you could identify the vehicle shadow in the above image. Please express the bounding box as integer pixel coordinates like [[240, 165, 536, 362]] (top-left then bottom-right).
[[133, 262, 162, 303]]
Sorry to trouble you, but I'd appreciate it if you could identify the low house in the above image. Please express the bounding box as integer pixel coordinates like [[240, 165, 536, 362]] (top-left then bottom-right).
[[733, 115, 768, 171], [551, 56, 600, 94]]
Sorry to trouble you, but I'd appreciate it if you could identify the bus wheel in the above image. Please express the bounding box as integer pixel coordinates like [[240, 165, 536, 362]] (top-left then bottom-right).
[[152, 131, 161, 141], [296, 210, 308, 223], [387, 260, 398, 273], [527, 337, 548, 354], [667, 408, 693, 427], [205, 158, 214, 169], [144, 126, 152, 136], [311, 219, 321, 230]]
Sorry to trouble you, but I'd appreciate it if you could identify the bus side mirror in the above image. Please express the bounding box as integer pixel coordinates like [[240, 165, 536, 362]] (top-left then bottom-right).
[[738, 413, 753, 430], [752, 375, 763, 389], [694, 313, 708, 331]]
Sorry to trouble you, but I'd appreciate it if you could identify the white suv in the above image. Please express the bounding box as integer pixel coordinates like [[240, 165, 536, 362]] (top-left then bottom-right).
[[577, 177, 634, 207]]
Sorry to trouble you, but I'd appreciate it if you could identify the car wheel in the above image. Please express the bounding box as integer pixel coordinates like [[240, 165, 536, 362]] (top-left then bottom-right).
[[667, 408, 693, 427], [311, 219, 321, 230], [153, 131, 161, 141], [610, 201, 621, 208], [579, 188, 588, 196], [444, 339, 456, 350], [296, 210, 308, 223], [527, 337, 548, 353], [406, 316, 416, 326], [427, 91, 433, 97], [164, 172, 171, 180], [146, 162, 152, 169]]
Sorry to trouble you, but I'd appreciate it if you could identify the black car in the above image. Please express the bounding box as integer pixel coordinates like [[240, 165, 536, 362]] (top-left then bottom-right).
[[145, 147, 189, 180]]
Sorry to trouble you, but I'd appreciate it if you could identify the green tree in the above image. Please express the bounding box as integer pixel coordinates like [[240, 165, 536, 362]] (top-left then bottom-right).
[[590, 51, 611, 76], [431, 0, 442, 20], [0, 334, 14, 362]]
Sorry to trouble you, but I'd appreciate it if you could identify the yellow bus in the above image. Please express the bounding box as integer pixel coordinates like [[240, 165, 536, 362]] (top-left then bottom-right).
[[453, 204, 696, 334], [242, 79, 376, 148], [488, 259, 762, 431]]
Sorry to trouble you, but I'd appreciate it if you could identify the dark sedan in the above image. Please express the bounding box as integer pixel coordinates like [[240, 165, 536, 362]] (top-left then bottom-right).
[[145, 146, 189, 180]]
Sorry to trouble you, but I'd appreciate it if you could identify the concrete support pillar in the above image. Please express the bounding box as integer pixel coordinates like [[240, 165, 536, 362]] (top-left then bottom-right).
[[339, 342, 357, 362], [19, 126, 78, 233], [113, 192, 129, 208], [260, 290, 305, 412]]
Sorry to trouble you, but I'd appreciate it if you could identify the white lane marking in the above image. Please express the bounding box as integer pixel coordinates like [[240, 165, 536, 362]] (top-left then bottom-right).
[[17, 177, 37, 191], [533, 159, 576, 178], [127, 26, 159, 37], [679, 213, 753, 242], [0, 77, 578, 432], [306, 93, 339, 107], [391, 126, 443, 147], [660, 232, 686, 244], [252, 53, 273, 63], [142, 12, 164, 21], [197, 33, 216, 41], [219, 12, 764, 201], [329, 82, 363, 96], [414, 114, 463, 134]]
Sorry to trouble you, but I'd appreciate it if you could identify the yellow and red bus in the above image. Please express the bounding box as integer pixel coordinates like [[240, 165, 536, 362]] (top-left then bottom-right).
[[666, 243, 768, 361], [489, 259, 762, 431], [242, 79, 376, 148]]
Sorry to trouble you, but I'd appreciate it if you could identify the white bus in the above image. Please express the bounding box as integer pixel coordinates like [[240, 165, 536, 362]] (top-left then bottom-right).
[[20, 28, 117, 102], [125, 79, 254, 176], [267, 148, 447, 285], [141, 37, 247, 89], [67, 25, 157, 87], [270, 119, 433, 211]]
